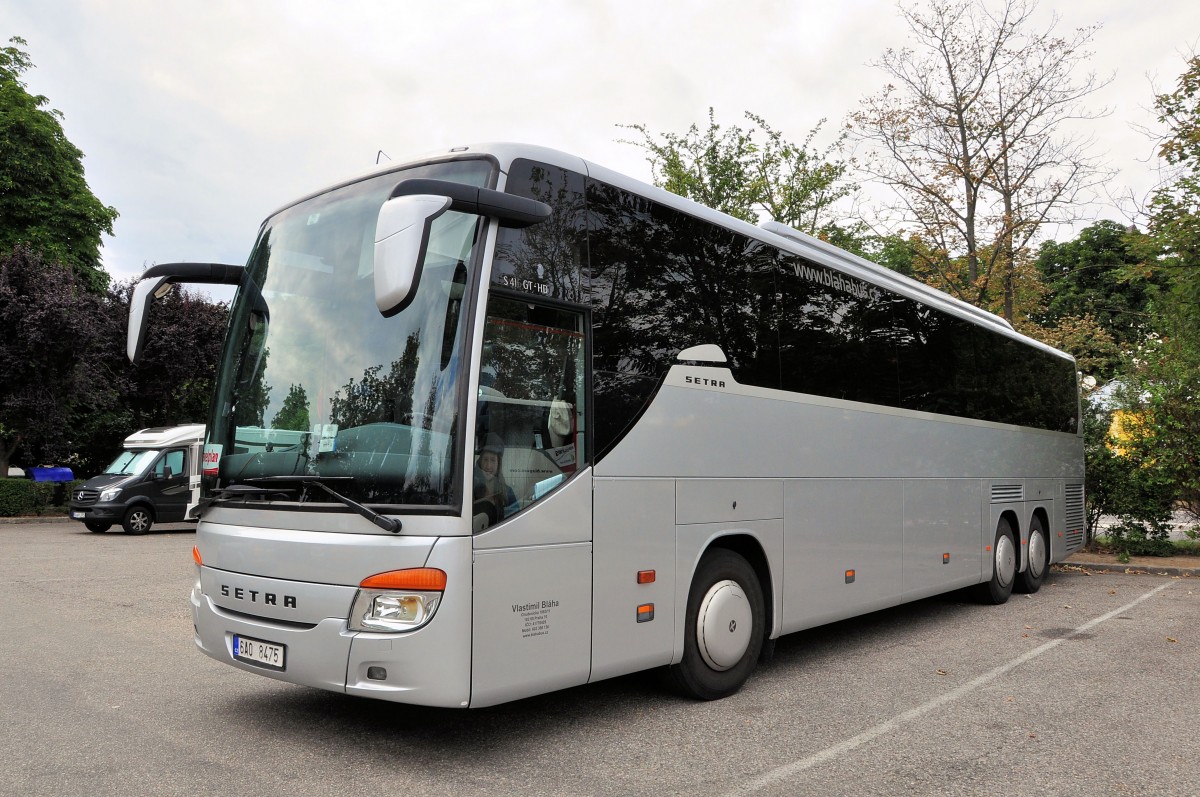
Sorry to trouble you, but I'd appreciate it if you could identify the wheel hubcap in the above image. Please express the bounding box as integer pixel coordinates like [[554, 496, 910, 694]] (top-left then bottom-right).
[[1028, 530, 1046, 579], [130, 512, 149, 532], [696, 580, 752, 671], [995, 534, 1016, 587]]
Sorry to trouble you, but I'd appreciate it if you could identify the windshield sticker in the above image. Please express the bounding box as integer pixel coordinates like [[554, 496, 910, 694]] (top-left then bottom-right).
[[313, 424, 338, 453]]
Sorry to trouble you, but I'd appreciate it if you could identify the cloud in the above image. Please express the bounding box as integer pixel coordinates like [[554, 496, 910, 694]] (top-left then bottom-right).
[[7, 0, 1199, 285]]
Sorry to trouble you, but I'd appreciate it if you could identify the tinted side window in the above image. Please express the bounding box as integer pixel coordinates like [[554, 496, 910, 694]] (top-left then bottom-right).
[[494, 160, 587, 303], [584, 180, 779, 455], [777, 252, 899, 406], [894, 299, 1077, 432]]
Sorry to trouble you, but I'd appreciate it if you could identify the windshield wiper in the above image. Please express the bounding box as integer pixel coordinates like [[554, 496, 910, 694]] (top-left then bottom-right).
[[237, 476, 402, 534]]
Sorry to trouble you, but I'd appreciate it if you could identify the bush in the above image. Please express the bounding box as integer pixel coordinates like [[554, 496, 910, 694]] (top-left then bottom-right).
[[0, 478, 41, 516], [1103, 518, 1177, 557]]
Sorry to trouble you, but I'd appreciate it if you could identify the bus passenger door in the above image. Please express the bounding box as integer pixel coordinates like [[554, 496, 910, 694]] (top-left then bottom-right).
[[468, 297, 593, 707]]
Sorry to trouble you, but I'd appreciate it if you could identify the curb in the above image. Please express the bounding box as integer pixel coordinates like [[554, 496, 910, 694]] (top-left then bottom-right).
[[1055, 560, 1199, 578], [0, 516, 69, 525]]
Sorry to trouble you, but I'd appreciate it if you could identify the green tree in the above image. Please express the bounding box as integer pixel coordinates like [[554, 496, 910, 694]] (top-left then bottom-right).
[[1122, 56, 1200, 528], [1036, 221, 1164, 351], [620, 109, 853, 233], [271, 384, 311, 432], [0, 37, 117, 292]]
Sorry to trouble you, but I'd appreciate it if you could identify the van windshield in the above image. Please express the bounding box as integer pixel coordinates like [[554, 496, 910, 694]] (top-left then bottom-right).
[[104, 450, 160, 476], [206, 158, 495, 510]]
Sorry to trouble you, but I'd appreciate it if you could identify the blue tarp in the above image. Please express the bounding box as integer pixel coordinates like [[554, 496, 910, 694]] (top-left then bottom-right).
[[27, 467, 74, 482]]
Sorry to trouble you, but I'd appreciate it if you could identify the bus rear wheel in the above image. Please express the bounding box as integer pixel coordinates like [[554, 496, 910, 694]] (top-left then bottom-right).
[[1016, 516, 1049, 594], [668, 548, 765, 700], [975, 518, 1016, 605]]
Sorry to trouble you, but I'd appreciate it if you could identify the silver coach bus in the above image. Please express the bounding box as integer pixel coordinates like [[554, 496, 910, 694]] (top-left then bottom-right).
[[127, 143, 1084, 707]]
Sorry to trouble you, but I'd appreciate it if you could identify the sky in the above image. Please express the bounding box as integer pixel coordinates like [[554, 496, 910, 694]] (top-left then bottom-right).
[[6, 0, 1200, 288]]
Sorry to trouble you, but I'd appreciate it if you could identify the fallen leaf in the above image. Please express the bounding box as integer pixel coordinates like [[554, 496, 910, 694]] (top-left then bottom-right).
[[1108, 589, 1117, 595], [1167, 637, 1179, 644], [936, 669, 949, 676]]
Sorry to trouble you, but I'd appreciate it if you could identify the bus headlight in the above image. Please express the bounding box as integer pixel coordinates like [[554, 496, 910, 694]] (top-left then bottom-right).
[[348, 568, 446, 633], [350, 590, 442, 632]]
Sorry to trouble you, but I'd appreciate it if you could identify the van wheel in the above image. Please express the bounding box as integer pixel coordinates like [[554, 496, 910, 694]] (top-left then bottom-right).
[[84, 521, 111, 533], [122, 506, 154, 535], [975, 518, 1016, 605], [1016, 516, 1049, 594], [668, 549, 765, 700]]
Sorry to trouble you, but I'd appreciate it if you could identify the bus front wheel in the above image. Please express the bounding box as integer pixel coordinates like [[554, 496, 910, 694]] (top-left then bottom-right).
[[669, 549, 765, 700], [975, 518, 1017, 605], [1016, 516, 1049, 594]]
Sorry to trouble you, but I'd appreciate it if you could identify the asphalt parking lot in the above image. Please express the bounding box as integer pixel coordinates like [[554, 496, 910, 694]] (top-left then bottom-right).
[[1, 521, 1196, 797]]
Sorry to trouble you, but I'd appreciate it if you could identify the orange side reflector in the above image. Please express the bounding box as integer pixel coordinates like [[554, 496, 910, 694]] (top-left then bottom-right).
[[637, 603, 655, 622], [360, 568, 447, 591], [636, 570, 656, 584], [192, 546, 203, 567], [985, 545, 993, 552], [942, 553, 950, 564], [845, 569, 856, 584]]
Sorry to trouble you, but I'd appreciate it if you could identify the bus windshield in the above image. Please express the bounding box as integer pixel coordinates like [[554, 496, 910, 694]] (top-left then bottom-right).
[[206, 158, 494, 509]]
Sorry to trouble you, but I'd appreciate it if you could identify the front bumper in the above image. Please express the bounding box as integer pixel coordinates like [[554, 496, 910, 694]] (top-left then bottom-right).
[[68, 502, 123, 522]]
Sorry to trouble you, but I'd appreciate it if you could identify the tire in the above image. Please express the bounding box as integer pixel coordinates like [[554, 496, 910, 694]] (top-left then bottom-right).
[[84, 521, 111, 533], [122, 506, 154, 535], [1016, 516, 1049, 594], [668, 549, 765, 700], [974, 518, 1017, 605]]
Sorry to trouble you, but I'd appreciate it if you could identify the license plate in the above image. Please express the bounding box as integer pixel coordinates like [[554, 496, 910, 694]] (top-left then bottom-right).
[[232, 634, 286, 671], [71, 511, 84, 519]]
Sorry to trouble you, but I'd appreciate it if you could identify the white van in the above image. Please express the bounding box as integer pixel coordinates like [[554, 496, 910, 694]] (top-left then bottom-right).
[[68, 425, 205, 534]]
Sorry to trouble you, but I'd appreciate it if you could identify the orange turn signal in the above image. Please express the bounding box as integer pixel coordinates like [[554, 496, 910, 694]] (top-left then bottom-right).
[[360, 568, 447, 591], [192, 546, 203, 567], [636, 570, 656, 584]]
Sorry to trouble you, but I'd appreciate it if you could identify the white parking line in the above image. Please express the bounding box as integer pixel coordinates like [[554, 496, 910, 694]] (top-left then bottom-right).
[[723, 581, 1177, 797]]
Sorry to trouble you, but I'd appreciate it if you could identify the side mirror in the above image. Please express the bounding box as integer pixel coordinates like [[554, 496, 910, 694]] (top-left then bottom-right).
[[127, 263, 247, 364], [373, 194, 452, 317], [373, 178, 551, 317]]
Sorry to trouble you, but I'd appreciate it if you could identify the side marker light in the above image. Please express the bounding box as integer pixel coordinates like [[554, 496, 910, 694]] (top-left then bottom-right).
[[845, 570, 856, 584], [636, 570, 656, 584], [192, 546, 203, 567], [637, 603, 655, 622]]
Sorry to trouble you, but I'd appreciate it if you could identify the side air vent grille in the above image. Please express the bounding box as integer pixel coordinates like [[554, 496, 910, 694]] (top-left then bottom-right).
[[990, 484, 1024, 503], [1064, 483, 1085, 551]]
